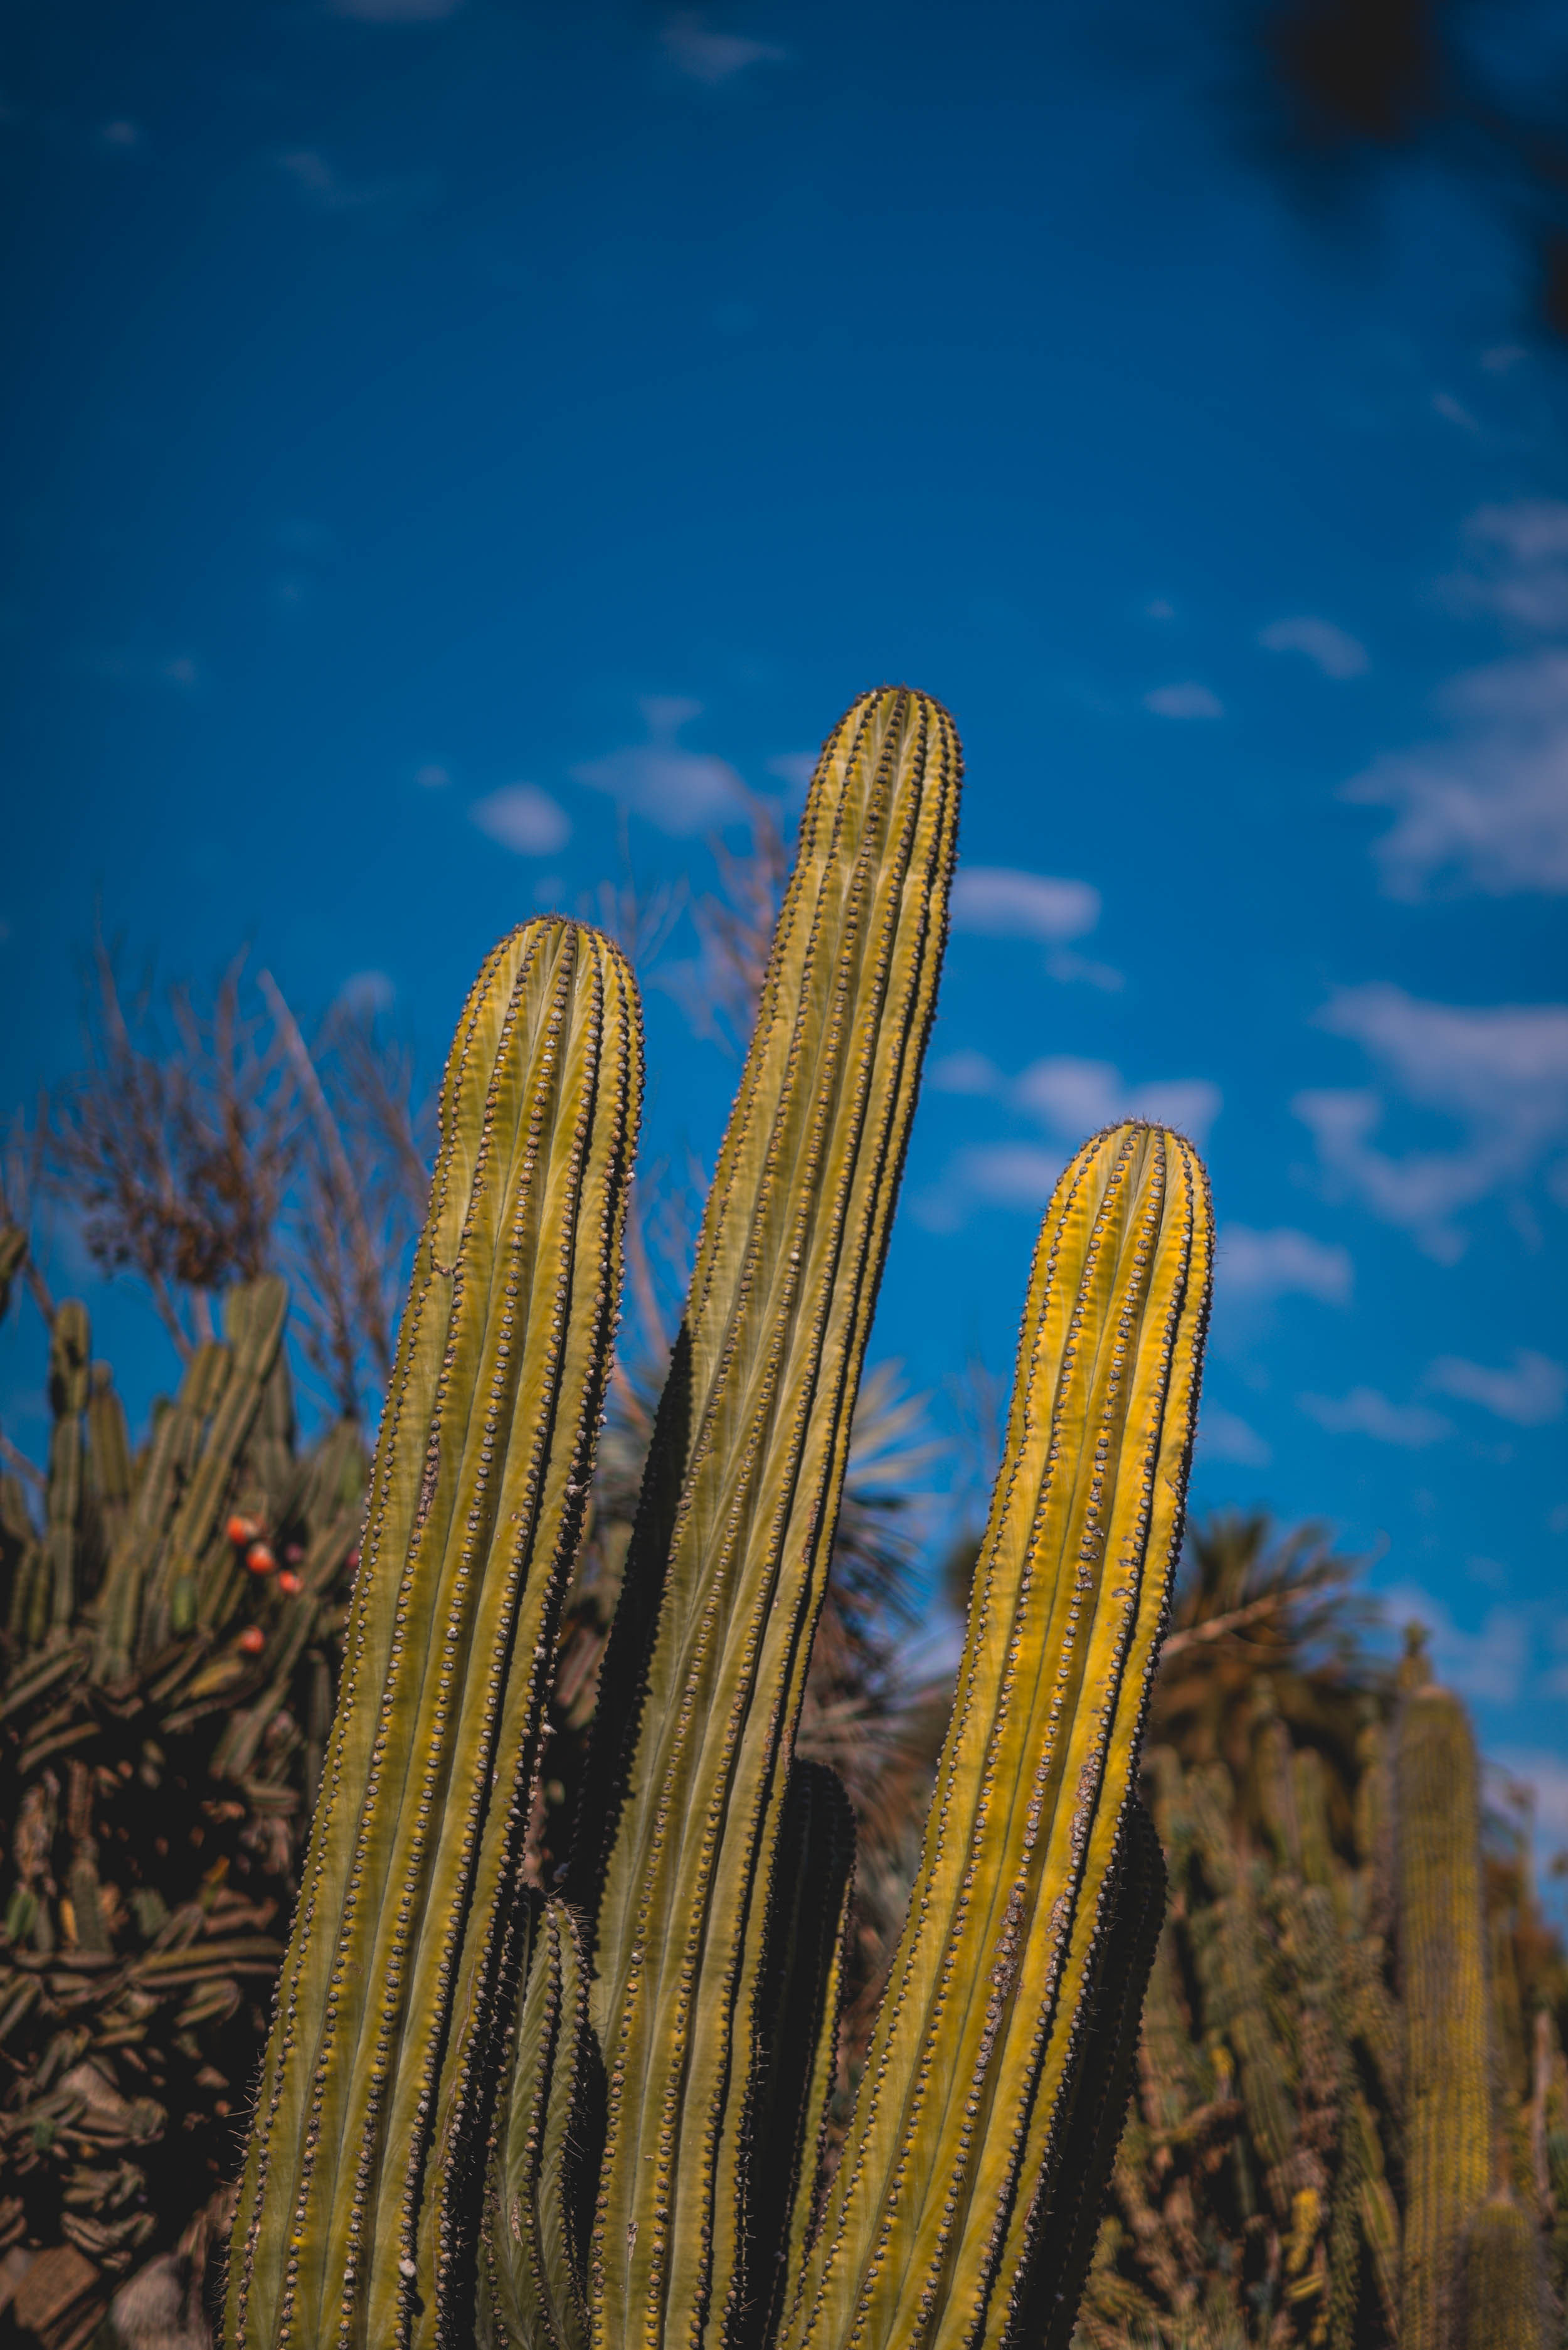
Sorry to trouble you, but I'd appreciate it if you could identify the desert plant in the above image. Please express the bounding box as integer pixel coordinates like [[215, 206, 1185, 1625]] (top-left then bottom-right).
[[220, 685, 1214, 2350], [0, 1255, 368, 2347]]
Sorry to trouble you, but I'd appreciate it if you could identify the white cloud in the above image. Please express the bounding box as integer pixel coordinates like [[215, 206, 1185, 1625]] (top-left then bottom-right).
[[1432, 390, 1481, 433], [1426, 1348, 1565, 1426], [469, 784, 571, 856], [1144, 682, 1224, 720], [1294, 983, 1568, 1257], [339, 969, 395, 1016], [949, 866, 1099, 943], [573, 697, 745, 834], [953, 1142, 1066, 1211], [1198, 1406, 1272, 1467], [1214, 1225, 1353, 1307], [1383, 1584, 1525, 1702], [1299, 1387, 1452, 1447], [766, 752, 815, 795], [928, 1050, 1003, 1095], [415, 762, 451, 789], [661, 13, 787, 83], [1015, 1057, 1221, 1147], [1044, 947, 1125, 991], [1448, 500, 1568, 633], [1344, 650, 1568, 898], [1258, 616, 1369, 679]]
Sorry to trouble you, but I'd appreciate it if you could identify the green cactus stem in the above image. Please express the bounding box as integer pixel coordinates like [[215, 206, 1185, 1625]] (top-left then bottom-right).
[[1397, 1674, 1492, 2350], [573, 686, 960, 2350], [1459, 2194, 1549, 2350], [778, 1117, 1212, 2350], [223, 918, 641, 2350]]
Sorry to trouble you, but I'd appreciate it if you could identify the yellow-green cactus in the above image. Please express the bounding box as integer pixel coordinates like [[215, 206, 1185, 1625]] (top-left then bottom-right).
[[224, 918, 641, 2348], [777, 1119, 1210, 2350], [1396, 1676, 1492, 2350], [1459, 2195, 1549, 2350]]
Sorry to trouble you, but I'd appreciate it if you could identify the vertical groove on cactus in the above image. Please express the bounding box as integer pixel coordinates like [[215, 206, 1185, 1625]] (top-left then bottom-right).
[[45, 1301, 92, 1634], [222, 918, 641, 2350], [736, 1760, 857, 2350], [480, 1896, 601, 2350], [780, 1118, 1210, 2350], [1397, 1681, 1492, 2350], [1032, 1797, 1168, 2350], [574, 688, 960, 2350]]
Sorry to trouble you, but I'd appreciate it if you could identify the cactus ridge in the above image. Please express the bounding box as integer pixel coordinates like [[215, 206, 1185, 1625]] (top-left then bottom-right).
[[575, 688, 960, 2350], [778, 1117, 1210, 2350], [223, 919, 641, 2350]]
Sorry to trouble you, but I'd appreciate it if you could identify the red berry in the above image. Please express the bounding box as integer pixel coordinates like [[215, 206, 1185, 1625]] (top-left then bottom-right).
[[226, 1514, 261, 1546], [238, 1627, 265, 1656], [277, 1570, 302, 1596], [346, 1548, 360, 1571], [245, 1543, 277, 1576], [284, 1543, 304, 1565]]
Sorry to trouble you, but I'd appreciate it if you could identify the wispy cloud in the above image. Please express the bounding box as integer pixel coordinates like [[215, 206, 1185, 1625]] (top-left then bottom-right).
[[1293, 982, 1568, 1258], [661, 13, 787, 83], [573, 698, 745, 834], [914, 1053, 1220, 1228], [1258, 615, 1369, 679], [1215, 1224, 1353, 1306], [1345, 650, 1568, 898], [1198, 1405, 1272, 1468], [948, 866, 1121, 987], [1300, 1387, 1452, 1447], [469, 784, 571, 855], [950, 866, 1099, 942], [1426, 1348, 1565, 1425], [1014, 1056, 1221, 1146], [275, 148, 433, 214], [1346, 501, 1568, 898], [1144, 682, 1223, 720]]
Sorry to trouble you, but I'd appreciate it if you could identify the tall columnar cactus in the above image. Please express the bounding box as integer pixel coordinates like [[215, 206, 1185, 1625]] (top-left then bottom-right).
[[225, 686, 1213, 2350], [570, 684, 960, 2350], [224, 918, 641, 2349], [775, 1118, 1209, 2350], [1396, 1670, 1492, 2350]]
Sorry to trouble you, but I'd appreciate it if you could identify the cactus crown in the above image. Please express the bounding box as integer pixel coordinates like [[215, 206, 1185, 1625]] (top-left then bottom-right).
[[223, 688, 1214, 2350]]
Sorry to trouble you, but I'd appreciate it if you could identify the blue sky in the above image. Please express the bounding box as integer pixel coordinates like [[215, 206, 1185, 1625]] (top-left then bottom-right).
[[1, 3, 1565, 1852]]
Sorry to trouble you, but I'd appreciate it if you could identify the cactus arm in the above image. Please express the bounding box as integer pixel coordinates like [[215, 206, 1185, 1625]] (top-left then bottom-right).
[[1459, 2195, 1549, 2350], [778, 1120, 1210, 2350], [92, 1341, 230, 1681], [575, 689, 960, 2350], [222, 921, 640, 2350], [480, 1897, 596, 2350], [739, 1760, 857, 2350]]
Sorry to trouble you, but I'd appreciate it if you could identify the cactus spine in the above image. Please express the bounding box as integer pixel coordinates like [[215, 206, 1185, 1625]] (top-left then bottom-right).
[[224, 918, 641, 2348], [1396, 1671, 1492, 2350]]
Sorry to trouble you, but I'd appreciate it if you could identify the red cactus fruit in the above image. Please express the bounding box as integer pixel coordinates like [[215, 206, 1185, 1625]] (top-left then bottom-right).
[[245, 1543, 277, 1576], [238, 1627, 265, 1656], [277, 1570, 302, 1596], [226, 1514, 262, 1546]]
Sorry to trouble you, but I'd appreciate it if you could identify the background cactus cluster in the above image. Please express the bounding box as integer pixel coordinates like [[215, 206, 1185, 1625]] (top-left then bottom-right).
[[1069, 1526, 1568, 2350], [0, 1251, 368, 2347]]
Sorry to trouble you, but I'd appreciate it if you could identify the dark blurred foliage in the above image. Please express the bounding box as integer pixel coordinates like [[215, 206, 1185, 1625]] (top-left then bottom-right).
[[1244, 0, 1568, 335]]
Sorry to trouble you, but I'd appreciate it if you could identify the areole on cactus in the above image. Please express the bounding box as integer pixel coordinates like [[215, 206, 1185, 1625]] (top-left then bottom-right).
[[222, 687, 1216, 2350]]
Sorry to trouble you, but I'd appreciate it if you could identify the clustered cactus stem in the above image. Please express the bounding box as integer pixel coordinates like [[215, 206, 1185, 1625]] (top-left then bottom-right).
[[224, 920, 641, 2348], [219, 687, 1216, 2350]]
